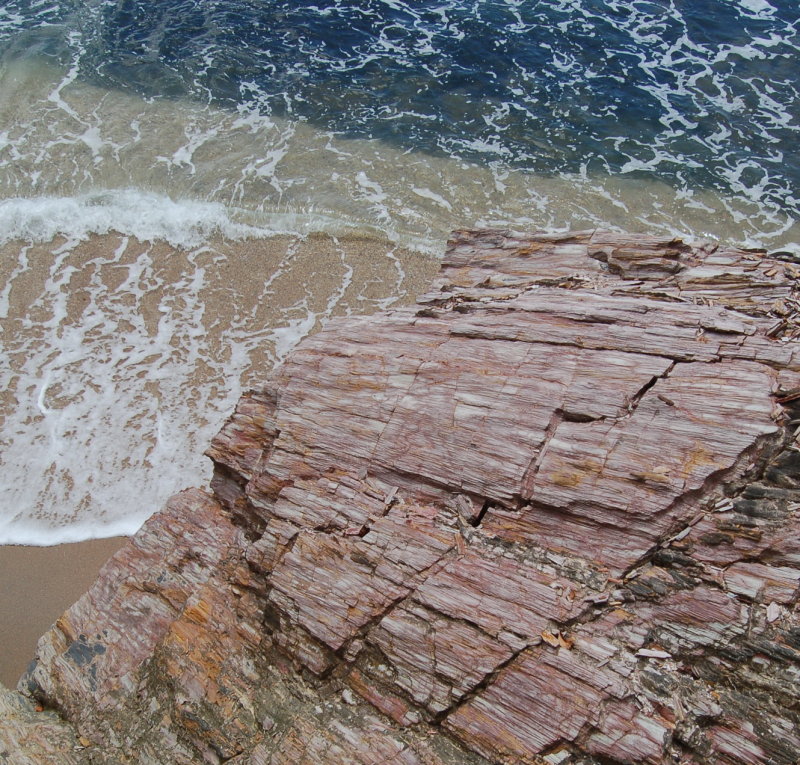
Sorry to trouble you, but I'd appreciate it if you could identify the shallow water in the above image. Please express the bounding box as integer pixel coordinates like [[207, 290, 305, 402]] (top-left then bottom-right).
[[1, 0, 798, 543]]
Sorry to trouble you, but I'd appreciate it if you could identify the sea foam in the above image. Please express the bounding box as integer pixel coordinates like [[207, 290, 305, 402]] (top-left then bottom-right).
[[0, 192, 263, 248]]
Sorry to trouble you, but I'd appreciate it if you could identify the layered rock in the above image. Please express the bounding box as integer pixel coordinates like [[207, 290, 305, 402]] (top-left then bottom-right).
[[3, 229, 800, 764]]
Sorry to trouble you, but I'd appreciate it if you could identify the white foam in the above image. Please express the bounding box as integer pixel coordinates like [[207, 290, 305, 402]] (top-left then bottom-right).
[[0, 192, 267, 249], [737, 0, 775, 17], [0, 194, 443, 546], [271, 310, 319, 361], [0, 189, 444, 257], [411, 187, 453, 211]]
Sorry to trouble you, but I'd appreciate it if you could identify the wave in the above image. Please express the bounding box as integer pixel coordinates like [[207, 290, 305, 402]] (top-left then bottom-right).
[[1, 0, 799, 544], [0, 192, 266, 248], [1, 53, 797, 255]]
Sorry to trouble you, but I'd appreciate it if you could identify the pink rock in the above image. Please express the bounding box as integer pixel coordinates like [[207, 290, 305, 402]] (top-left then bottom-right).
[[8, 229, 800, 764]]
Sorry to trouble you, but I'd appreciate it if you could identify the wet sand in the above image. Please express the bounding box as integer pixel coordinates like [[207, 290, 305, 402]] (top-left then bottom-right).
[[0, 231, 440, 544], [0, 537, 126, 688]]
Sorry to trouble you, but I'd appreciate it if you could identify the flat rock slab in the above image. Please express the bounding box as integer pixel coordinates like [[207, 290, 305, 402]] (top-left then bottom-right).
[[9, 229, 800, 764]]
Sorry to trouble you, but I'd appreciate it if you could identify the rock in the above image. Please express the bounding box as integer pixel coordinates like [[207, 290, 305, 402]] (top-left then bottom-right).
[[5, 229, 800, 764], [0, 684, 83, 764]]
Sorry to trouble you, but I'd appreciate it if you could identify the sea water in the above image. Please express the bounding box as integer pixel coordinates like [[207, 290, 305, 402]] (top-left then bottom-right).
[[1, 0, 798, 544]]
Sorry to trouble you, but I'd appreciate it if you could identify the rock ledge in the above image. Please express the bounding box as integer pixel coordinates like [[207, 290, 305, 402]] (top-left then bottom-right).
[[3, 229, 800, 765]]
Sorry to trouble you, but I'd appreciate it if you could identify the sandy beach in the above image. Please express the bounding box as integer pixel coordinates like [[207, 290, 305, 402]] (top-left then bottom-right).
[[0, 536, 126, 687]]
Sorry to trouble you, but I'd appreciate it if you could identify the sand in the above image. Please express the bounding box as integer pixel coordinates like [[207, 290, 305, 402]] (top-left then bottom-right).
[[0, 537, 127, 688]]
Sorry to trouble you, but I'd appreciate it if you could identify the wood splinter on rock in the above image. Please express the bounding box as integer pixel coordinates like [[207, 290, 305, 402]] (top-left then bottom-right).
[[3, 228, 800, 765]]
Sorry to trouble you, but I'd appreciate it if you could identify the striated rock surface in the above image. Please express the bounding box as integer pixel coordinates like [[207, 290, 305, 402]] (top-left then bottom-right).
[[3, 229, 800, 764]]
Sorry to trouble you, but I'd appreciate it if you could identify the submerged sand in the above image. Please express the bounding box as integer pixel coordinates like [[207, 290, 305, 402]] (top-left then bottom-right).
[[0, 230, 439, 685]]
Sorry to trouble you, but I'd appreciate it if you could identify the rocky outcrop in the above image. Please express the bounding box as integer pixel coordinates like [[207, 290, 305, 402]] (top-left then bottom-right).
[[2, 229, 800, 764]]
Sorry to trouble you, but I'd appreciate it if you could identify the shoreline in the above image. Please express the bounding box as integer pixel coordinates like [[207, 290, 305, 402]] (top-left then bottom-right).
[[0, 536, 127, 688], [5, 228, 795, 761], [0, 230, 440, 546]]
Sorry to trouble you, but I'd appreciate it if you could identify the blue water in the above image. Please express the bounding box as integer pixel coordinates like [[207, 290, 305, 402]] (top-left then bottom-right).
[[2, 0, 798, 222], [1, 0, 800, 544]]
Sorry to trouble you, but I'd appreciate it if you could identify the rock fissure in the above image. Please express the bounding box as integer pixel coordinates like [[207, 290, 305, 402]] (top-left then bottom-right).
[[520, 408, 565, 498], [433, 642, 533, 726], [468, 500, 490, 529], [625, 360, 677, 417], [447, 327, 712, 362]]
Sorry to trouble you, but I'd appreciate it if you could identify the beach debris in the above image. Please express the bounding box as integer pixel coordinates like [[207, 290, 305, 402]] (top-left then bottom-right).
[[712, 498, 735, 513], [670, 526, 692, 543], [541, 629, 574, 650]]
